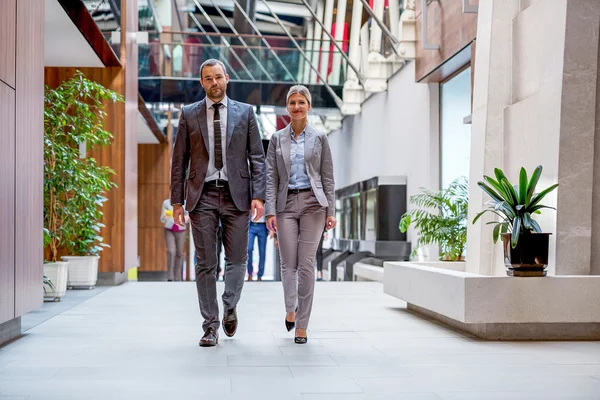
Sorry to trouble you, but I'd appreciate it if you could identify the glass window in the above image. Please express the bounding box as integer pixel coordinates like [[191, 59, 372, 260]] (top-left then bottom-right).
[[349, 194, 361, 240], [440, 67, 472, 188], [364, 189, 377, 241]]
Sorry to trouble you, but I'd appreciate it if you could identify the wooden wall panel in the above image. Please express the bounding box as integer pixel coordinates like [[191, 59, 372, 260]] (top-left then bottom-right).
[[138, 143, 171, 184], [14, 0, 44, 316], [138, 184, 169, 229], [415, 0, 478, 82], [138, 142, 171, 272], [0, 0, 16, 88], [138, 228, 168, 272], [0, 83, 16, 324]]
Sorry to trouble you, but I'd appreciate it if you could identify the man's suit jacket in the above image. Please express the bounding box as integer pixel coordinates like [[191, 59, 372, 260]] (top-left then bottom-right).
[[265, 123, 335, 217], [170, 98, 266, 212]]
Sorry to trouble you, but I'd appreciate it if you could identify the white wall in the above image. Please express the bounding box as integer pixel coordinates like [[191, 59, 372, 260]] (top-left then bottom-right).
[[328, 62, 439, 251]]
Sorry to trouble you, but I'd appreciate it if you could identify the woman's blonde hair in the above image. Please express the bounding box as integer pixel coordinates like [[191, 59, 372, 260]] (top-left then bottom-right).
[[286, 85, 312, 106]]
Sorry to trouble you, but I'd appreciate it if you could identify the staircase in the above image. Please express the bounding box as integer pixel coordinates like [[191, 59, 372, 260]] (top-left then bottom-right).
[[82, 0, 418, 135]]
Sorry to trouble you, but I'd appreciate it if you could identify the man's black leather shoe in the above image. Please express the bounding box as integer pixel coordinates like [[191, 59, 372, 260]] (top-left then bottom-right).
[[199, 327, 218, 347], [222, 308, 238, 337]]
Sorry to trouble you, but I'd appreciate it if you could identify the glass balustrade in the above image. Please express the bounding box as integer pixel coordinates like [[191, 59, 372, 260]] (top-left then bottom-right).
[[138, 32, 349, 85]]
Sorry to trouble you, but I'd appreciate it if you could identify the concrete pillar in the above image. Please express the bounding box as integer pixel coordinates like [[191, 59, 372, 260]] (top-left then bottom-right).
[[558, 1, 600, 274], [465, 0, 523, 276]]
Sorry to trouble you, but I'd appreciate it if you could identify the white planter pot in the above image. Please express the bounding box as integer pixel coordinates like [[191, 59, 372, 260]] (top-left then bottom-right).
[[62, 256, 99, 289], [43, 261, 69, 301]]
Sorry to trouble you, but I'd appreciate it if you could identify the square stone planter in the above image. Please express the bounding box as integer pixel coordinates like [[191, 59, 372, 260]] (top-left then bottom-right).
[[62, 255, 99, 289], [43, 261, 69, 302]]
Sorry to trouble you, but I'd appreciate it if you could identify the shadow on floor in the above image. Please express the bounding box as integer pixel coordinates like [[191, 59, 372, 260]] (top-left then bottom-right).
[[386, 305, 476, 339], [21, 286, 110, 332]]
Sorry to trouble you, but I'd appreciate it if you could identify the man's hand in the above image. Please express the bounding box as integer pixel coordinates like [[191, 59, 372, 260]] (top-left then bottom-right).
[[173, 204, 185, 226], [326, 216, 337, 231], [251, 199, 264, 222], [266, 215, 277, 233]]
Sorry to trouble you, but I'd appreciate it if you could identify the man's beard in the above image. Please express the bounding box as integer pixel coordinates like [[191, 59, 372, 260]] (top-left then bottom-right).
[[209, 86, 225, 97]]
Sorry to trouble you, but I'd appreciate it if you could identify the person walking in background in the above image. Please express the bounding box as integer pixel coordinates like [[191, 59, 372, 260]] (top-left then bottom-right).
[[265, 85, 336, 344], [160, 199, 188, 281], [247, 214, 268, 281], [171, 58, 266, 347]]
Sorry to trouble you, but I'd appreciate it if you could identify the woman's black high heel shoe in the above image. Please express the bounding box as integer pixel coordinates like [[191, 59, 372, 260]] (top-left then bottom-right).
[[285, 318, 295, 332], [294, 336, 308, 344], [285, 307, 298, 332]]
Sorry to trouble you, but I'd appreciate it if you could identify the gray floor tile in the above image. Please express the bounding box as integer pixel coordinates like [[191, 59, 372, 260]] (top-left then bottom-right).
[[232, 376, 364, 395], [403, 364, 600, 379], [279, 345, 384, 356], [0, 365, 59, 380], [354, 376, 600, 394], [21, 286, 109, 332], [290, 365, 411, 379], [302, 394, 441, 400], [228, 355, 337, 366]]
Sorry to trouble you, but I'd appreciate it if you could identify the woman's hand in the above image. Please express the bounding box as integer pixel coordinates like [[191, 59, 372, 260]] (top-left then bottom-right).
[[266, 215, 277, 233], [326, 216, 337, 231]]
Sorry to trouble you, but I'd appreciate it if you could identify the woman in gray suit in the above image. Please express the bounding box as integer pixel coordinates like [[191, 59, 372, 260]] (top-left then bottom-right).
[[265, 85, 336, 344]]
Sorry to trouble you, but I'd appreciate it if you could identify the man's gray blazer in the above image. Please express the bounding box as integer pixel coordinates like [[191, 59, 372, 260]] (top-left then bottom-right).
[[170, 98, 266, 212], [265, 123, 335, 217]]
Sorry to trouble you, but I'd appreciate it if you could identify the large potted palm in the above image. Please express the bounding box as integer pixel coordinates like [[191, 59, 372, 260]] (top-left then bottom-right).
[[473, 165, 558, 276], [44, 71, 122, 290], [400, 177, 469, 261]]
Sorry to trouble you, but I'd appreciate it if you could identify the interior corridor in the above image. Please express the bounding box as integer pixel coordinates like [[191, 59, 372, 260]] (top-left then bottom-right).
[[1, 282, 599, 399]]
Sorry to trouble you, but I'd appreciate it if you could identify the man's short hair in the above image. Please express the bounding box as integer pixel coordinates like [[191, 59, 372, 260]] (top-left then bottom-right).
[[200, 59, 227, 78]]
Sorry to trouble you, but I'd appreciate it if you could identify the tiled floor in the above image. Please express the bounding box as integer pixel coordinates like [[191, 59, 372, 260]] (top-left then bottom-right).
[[1, 281, 599, 399]]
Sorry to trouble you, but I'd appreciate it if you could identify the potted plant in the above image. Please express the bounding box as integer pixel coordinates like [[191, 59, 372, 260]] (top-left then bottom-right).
[[400, 177, 468, 261], [473, 165, 558, 276], [44, 71, 122, 290]]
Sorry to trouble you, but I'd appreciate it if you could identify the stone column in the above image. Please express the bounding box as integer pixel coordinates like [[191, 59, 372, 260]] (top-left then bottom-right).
[[465, 0, 520, 275], [555, 1, 600, 275], [467, 0, 600, 276]]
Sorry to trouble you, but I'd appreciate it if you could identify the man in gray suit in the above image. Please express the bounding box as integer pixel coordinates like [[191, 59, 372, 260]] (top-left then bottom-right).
[[171, 59, 266, 347]]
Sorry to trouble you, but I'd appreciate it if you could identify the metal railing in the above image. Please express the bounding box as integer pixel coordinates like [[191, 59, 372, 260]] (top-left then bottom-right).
[[138, 31, 349, 85]]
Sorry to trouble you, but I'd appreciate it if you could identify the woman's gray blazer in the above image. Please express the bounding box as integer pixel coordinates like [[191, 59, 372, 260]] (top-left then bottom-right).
[[265, 123, 335, 217]]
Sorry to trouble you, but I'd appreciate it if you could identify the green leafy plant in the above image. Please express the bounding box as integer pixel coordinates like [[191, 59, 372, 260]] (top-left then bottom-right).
[[472, 165, 558, 248], [44, 71, 123, 261], [400, 177, 468, 261]]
